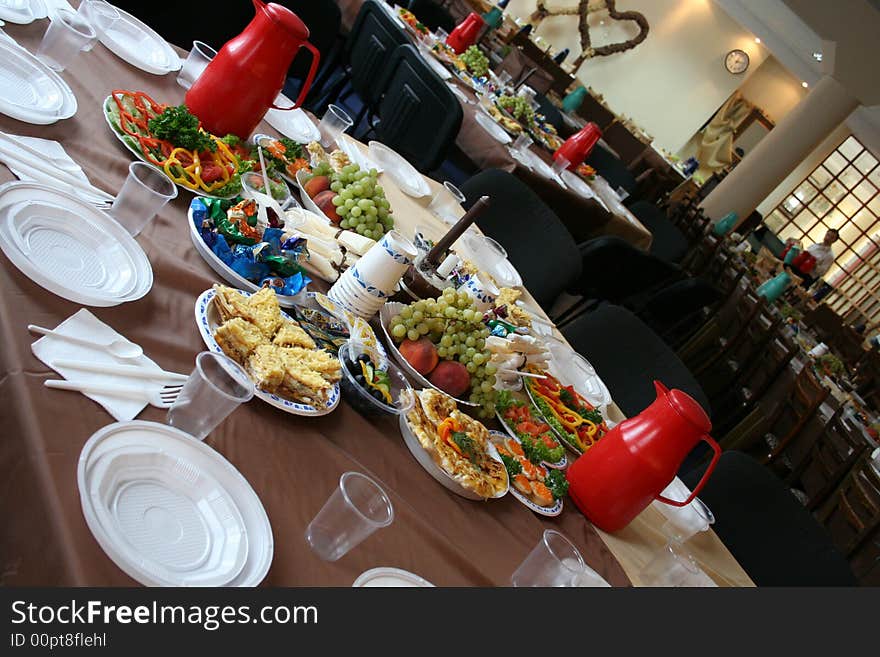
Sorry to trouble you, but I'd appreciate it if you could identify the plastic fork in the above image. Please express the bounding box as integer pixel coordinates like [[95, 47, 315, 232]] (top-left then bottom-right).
[[44, 380, 184, 409]]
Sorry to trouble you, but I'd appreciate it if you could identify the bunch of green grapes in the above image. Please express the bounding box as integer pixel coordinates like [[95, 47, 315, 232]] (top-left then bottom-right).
[[329, 163, 393, 239], [497, 95, 535, 127], [389, 287, 498, 418], [461, 45, 489, 77]]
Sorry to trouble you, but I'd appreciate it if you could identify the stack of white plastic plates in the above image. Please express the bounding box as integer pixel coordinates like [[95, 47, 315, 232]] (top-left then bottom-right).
[[99, 6, 181, 75], [352, 567, 434, 587], [0, 0, 46, 24], [79, 421, 274, 587], [0, 39, 77, 124], [367, 141, 430, 198], [263, 93, 322, 143], [0, 182, 153, 306]]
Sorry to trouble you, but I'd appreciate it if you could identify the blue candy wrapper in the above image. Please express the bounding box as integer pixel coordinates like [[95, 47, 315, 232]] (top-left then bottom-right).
[[260, 272, 310, 296]]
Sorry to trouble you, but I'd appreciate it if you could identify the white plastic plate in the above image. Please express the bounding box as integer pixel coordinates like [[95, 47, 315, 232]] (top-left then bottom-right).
[[0, 0, 45, 24], [489, 431, 563, 516], [263, 94, 321, 143], [475, 111, 512, 145], [78, 421, 273, 587], [352, 567, 434, 587], [99, 6, 181, 74], [561, 169, 608, 210], [379, 302, 477, 407], [0, 181, 152, 306], [367, 141, 430, 198], [195, 287, 341, 417], [335, 134, 382, 173], [0, 39, 76, 124], [398, 413, 508, 501]]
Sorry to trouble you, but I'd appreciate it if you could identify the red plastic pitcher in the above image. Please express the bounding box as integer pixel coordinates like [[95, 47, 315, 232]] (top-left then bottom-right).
[[185, 0, 320, 138], [553, 122, 602, 170], [566, 381, 721, 532], [446, 12, 485, 54]]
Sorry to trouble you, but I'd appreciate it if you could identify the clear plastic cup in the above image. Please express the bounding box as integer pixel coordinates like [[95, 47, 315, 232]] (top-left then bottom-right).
[[177, 40, 217, 89], [305, 472, 394, 561], [462, 233, 507, 273], [434, 27, 449, 44], [511, 132, 533, 155], [638, 540, 715, 587], [76, 0, 119, 52], [511, 529, 590, 587], [660, 497, 715, 543], [318, 104, 354, 148], [552, 156, 570, 178], [36, 8, 96, 72], [110, 162, 178, 236], [166, 351, 255, 441], [428, 181, 465, 224]]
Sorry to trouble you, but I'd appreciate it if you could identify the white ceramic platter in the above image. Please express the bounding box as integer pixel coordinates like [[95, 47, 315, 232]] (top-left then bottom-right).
[[186, 201, 309, 308], [561, 169, 608, 210], [367, 141, 430, 198], [263, 94, 321, 143], [78, 421, 273, 587], [489, 431, 563, 516], [379, 302, 477, 407], [494, 404, 567, 470], [335, 133, 382, 173], [195, 287, 341, 417], [0, 181, 152, 306], [99, 6, 181, 75], [0, 39, 76, 124], [475, 111, 512, 145], [103, 96, 237, 200], [352, 567, 434, 587], [419, 47, 452, 80], [398, 413, 508, 501]]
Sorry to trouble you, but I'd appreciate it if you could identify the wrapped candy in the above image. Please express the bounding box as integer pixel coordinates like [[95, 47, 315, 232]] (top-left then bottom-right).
[[229, 244, 271, 281], [259, 272, 309, 297]]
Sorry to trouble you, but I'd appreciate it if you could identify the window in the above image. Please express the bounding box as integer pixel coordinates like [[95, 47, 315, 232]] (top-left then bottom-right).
[[769, 135, 880, 325]]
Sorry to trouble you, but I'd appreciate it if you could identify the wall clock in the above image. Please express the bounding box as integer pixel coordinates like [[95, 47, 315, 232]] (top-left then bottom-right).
[[725, 49, 750, 74]]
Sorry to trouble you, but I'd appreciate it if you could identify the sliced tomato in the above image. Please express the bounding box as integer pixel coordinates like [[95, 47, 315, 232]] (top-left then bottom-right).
[[200, 162, 223, 183]]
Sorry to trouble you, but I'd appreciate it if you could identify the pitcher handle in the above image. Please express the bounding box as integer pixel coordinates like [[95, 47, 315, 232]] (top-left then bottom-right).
[[655, 435, 721, 507], [271, 42, 321, 111]]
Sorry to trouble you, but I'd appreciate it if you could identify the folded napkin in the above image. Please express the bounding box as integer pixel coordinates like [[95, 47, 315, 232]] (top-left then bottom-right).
[[0, 134, 108, 204], [31, 309, 167, 421]]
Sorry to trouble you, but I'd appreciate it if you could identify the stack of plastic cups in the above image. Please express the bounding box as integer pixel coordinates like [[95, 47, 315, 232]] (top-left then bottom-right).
[[327, 231, 417, 319]]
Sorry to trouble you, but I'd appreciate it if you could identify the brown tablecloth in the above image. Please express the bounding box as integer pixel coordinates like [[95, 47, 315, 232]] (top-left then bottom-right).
[[0, 19, 631, 587]]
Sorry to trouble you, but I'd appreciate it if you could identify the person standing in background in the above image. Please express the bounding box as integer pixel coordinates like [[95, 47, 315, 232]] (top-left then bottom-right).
[[787, 228, 839, 288]]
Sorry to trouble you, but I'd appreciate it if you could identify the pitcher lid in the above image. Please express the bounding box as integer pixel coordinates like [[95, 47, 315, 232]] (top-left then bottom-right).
[[261, 2, 310, 39], [667, 388, 711, 433]]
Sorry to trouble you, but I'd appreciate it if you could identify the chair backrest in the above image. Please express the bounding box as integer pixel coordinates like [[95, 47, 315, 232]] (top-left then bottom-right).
[[406, 0, 456, 33], [347, 0, 409, 106], [281, 0, 342, 82], [682, 450, 857, 585], [762, 364, 830, 465], [372, 44, 463, 172], [628, 200, 689, 264], [786, 408, 871, 511], [817, 451, 880, 561], [459, 169, 582, 311], [585, 144, 637, 194]]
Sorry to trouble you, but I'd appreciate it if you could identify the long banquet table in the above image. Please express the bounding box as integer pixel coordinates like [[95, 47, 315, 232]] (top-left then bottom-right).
[[0, 19, 752, 587]]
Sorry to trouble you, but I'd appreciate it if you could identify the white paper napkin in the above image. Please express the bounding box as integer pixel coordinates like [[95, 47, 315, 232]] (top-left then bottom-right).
[[0, 134, 102, 198], [31, 309, 167, 421]]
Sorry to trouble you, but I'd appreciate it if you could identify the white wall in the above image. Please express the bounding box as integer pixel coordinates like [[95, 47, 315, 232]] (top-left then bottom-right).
[[737, 55, 806, 124], [505, 0, 768, 152]]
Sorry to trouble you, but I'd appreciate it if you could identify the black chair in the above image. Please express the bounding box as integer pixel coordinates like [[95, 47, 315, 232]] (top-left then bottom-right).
[[561, 303, 710, 417], [459, 169, 582, 312], [585, 144, 637, 195], [683, 451, 857, 586], [367, 44, 463, 173], [635, 277, 722, 347], [282, 0, 343, 104], [406, 0, 456, 33], [628, 200, 689, 264], [317, 0, 409, 128], [534, 93, 565, 135]]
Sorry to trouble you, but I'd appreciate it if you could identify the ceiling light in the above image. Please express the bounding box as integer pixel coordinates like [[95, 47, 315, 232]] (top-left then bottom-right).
[[802, 81, 809, 88], [754, 37, 761, 44], [812, 52, 823, 61]]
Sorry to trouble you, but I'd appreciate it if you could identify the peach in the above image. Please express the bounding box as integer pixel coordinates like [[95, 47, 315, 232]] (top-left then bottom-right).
[[304, 175, 330, 199], [399, 338, 439, 375], [429, 360, 471, 397], [313, 190, 340, 224]]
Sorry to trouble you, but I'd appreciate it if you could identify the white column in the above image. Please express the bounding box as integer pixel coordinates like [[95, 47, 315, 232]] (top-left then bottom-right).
[[701, 75, 859, 225]]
